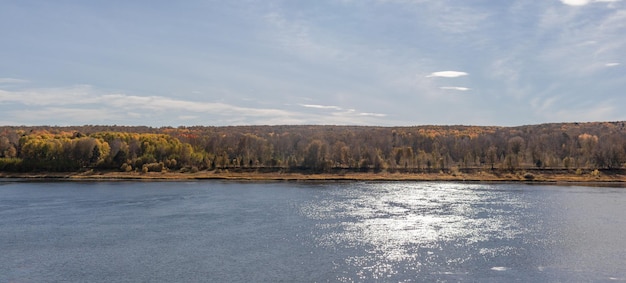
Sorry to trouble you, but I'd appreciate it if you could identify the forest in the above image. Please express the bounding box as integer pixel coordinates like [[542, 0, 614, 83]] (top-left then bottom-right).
[[1, 122, 625, 175]]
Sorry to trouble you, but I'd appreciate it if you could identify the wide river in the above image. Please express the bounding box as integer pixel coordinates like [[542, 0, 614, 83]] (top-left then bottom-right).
[[1, 181, 625, 282]]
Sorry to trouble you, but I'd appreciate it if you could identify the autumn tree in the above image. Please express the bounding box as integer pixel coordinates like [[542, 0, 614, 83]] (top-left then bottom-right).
[[303, 139, 330, 172]]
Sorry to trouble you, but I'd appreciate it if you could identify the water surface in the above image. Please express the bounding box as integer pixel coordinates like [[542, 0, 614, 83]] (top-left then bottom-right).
[[1, 181, 624, 282]]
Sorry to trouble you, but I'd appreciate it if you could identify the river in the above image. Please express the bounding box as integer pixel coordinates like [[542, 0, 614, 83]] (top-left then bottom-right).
[[1, 180, 625, 282]]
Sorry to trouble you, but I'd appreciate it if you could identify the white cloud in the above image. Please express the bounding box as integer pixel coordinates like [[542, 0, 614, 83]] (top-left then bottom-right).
[[606, 62, 621, 67], [561, 0, 591, 6], [426, 71, 468, 78], [299, 104, 343, 110], [560, 0, 621, 5], [0, 78, 29, 84], [439, 86, 470, 91], [359, 112, 387, 117]]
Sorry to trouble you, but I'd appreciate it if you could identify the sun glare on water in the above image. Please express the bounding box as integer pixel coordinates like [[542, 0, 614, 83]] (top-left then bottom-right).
[[300, 182, 529, 280]]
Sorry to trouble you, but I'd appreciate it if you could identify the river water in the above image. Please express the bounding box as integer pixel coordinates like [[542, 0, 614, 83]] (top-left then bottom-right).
[[0, 181, 625, 282]]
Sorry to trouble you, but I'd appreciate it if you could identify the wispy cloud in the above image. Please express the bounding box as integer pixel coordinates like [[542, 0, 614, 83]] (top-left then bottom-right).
[[430, 4, 491, 34], [263, 12, 344, 62], [535, 4, 626, 80], [300, 103, 388, 119], [547, 102, 619, 122], [426, 71, 468, 78], [530, 96, 560, 114], [0, 85, 392, 126], [439, 86, 470, 91], [0, 85, 292, 124], [2, 2, 625, 127], [0, 78, 29, 84], [375, 0, 491, 35], [0, 85, 102, 106]]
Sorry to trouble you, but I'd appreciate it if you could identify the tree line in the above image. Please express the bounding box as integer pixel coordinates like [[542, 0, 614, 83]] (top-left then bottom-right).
[[1, 122, 625, 173]]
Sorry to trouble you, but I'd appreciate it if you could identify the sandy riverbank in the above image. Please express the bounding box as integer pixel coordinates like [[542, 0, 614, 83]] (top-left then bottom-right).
[[2, 169, 626, 183]]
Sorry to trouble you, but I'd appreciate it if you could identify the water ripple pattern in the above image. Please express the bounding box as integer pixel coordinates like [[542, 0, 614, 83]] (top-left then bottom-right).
[[300, 182, 543, 281], [2, 181, 625, 282]]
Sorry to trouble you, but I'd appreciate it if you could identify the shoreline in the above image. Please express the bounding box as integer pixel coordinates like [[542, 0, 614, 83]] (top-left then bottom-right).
[[2, 170, 626, 184]]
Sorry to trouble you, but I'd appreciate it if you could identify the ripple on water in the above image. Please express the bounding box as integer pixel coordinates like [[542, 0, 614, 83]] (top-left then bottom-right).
[[300, 182, 533, 281]]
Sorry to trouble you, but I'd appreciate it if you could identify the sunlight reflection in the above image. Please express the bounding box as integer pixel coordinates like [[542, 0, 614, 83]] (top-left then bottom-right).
[[300, 182, 526, 281]]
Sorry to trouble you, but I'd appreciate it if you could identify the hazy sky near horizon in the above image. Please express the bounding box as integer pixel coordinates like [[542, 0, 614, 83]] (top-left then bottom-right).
[[1, 0, 625, 127]]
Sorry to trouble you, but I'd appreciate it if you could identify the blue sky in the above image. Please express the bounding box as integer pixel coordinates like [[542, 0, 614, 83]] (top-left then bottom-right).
[[1, 0, 625, 126]]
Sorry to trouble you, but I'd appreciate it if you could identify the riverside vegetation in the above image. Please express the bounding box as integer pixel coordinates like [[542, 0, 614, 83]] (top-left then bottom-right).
[[1, 122, 625, 181]]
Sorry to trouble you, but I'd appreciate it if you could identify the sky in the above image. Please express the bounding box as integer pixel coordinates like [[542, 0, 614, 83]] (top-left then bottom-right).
[[1, 0, 625, 127]]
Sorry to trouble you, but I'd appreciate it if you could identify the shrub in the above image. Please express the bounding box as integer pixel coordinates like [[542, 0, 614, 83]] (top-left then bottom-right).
[[120, 163, 132, 172], [165, 158, 178, 169], [143, 162, 164, 172], [523, 172, 535, 180]]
